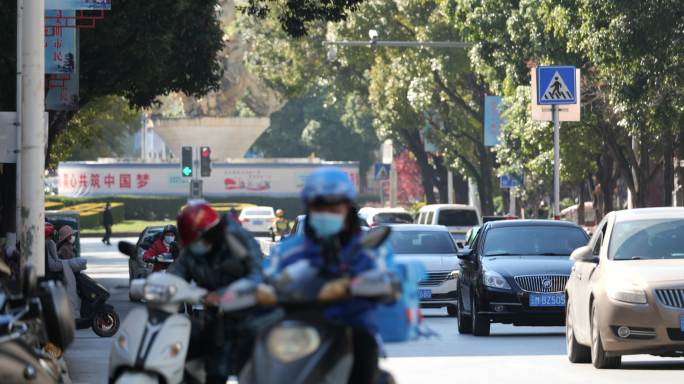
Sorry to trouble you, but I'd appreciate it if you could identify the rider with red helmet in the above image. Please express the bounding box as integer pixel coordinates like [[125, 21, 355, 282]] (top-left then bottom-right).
[[169, 200, 262, 384], [143, 224, 179, 272]]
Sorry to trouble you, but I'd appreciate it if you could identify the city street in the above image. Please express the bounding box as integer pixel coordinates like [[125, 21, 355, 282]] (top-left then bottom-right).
[[66, 237, 684, 384]]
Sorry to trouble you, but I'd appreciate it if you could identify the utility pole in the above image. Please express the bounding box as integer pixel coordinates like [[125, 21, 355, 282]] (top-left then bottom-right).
[[552, 105, 560, 220], [20, 0, 45, 275], [447, 169, 455, 204], [14, 0, 23, 245]]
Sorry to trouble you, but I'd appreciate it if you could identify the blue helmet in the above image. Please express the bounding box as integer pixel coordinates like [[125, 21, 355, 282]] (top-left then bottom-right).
[[301, 167, 358, 204]]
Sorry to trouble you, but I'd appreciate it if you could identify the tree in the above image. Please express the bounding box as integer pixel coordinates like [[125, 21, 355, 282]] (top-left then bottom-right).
[[49, 96, 140, 169], [242, 0, 365, 37]]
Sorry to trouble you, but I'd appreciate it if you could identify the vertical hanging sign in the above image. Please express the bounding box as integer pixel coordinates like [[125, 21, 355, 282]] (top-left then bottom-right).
[[45, 0, 111, 10], [484, 95, 503, 146], [45, 10, 77, 74]]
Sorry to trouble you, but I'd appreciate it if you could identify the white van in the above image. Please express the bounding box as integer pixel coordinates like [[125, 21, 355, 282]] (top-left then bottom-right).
[[416, 204, 482, 242]]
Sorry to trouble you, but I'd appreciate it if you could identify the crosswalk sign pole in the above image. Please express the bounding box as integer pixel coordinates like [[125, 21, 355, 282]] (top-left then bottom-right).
[[553, 105, 560, 220]]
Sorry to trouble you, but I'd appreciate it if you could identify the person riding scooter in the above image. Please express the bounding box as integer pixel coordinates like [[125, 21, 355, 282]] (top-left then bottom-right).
[[268, 167, 393, 384], [270, 209, 289, 241], [168, 200, 263, 384], [143, 224, 179, 272]]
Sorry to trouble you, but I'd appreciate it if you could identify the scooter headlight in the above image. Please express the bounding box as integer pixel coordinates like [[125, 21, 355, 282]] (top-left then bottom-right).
[[143, 284, 177, 302], [267, 325, 320, 363], [117, 333, 128, 352], [162, 342, 183, 359]]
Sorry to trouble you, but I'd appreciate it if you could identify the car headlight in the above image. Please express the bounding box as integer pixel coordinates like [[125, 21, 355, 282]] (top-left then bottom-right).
[[267, 325, 320, 363], [483, 270, 511, 290], [606, 282, 647, 304], [446, 271, 459, 281], [143, 284, 177, 302]]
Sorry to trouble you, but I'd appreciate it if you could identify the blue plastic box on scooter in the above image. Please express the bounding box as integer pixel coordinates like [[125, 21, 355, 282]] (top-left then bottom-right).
[[374, 260, 426, 342]]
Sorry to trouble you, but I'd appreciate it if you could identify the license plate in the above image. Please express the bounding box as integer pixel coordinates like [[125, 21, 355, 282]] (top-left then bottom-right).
[[529, 293, 565, 307], [253, 220, 263, 225], [418, 289, 432, 300], [680, 316, 684, 332]]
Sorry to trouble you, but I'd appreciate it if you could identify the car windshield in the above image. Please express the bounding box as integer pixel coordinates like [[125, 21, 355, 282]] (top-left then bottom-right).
[[437, 209, 479, 226], [483, 226, 588, 256], [389, 230, 456, 254], [610, 219, 684, 260], [374, 212, 413, 224]]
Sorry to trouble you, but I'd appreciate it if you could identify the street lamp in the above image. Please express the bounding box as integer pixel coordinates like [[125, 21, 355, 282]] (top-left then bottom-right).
[[323, 30, 472, 206]]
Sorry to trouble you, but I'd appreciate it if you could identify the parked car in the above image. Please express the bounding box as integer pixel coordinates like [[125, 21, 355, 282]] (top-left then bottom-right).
[[239, 206, 276, 235], [358, 207, 413, 226], [416, 204, 482, 243], [457, 219, 589, 336], [565, 208, 684, 369], [388, 224, 460, 316]]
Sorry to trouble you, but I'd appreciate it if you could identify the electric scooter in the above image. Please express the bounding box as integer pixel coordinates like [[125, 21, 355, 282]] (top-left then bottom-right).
[[240, 226, 400, 384], [109, 241, 258, 384]]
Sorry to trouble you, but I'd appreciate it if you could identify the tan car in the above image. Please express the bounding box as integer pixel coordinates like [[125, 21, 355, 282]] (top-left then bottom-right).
[[565, 208, 684, 369]]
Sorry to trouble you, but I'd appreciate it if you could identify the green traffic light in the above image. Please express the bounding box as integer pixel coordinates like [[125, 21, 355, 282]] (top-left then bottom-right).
[[182, 166, 192, 176]]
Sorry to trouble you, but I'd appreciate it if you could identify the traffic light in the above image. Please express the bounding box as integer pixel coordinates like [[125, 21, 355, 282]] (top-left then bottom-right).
[[200, 146, 211, 177], [181, 146, 193, 177]]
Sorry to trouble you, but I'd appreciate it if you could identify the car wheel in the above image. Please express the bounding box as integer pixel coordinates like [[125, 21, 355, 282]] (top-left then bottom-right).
[[566, 296, 591, 363], [457, 290, 472, 334], [447, 305, 458, 317], [590, 301, 621, 369], [471, 296, 490, 337]]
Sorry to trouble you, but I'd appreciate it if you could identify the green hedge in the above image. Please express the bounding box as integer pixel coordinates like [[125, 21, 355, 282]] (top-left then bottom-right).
[[51, 202, 125, 229], [47, 195, 381, 221]]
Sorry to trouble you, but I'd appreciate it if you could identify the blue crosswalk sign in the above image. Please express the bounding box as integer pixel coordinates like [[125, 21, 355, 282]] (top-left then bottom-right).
[[537, 66, 576, 105]]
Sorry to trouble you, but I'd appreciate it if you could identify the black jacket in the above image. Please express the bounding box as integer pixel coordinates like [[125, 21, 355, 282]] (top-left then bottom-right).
[[169, 219, 262, 290], [103, 208, 113, 226]]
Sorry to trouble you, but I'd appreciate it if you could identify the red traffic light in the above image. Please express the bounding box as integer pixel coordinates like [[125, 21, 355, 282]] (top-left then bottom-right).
[[201, 147, 211, 158]]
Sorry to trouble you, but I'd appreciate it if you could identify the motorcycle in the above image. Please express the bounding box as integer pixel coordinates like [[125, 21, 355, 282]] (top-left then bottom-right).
[[75, 271, 120, 337], [109, 241, 257, 384], [240, 226, 400, 384], [0, 261, 75, 383]]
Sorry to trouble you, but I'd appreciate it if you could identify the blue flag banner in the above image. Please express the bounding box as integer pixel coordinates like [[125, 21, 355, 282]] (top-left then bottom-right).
[[484, 95, 503, 147], [45, 0, 112, 10]]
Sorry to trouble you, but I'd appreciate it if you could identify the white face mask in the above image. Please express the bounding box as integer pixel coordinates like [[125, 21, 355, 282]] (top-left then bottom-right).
[[164, 236, 175, 244], [68, 236, 76, 244]]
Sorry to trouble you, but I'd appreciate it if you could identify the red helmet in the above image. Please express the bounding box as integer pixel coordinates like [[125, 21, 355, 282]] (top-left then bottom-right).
[[177, 201, 220, 245], [45, 222, 55, 239]]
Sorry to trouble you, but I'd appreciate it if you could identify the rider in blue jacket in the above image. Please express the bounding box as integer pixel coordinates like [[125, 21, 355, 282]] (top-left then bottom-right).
[[268, 167, 392, 384]]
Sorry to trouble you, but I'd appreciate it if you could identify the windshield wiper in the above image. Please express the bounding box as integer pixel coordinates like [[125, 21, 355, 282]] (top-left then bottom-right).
[[533, 252, 568, 256]]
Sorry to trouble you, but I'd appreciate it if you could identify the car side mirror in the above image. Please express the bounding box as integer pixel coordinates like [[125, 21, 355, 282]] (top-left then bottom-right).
[[457, 247, 474, 261], [570, 245, 598, 263]]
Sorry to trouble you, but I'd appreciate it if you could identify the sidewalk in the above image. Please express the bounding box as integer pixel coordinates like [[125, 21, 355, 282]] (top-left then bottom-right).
[[64, 238, 136, 384]]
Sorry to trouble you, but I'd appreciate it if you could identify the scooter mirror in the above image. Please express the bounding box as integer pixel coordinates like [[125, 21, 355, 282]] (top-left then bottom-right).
[[129, 279, 145, 301], [360, 226, 391, 249], [23, 264, 38, 298], [225, 233, 248, 259], [118, 241, 137, 258]]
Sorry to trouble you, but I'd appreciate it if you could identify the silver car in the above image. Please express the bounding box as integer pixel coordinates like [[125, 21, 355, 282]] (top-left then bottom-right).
[[387, 224, 460, 316]]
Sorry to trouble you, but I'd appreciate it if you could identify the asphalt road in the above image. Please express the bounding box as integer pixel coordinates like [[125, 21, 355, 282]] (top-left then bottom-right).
[[66, 237, 683, 384]]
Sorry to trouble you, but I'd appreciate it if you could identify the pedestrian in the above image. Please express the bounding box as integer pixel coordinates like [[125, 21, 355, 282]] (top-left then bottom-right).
[[45, 223, 63, 281], [102, 201, 113, 246], [57, 225, 78, 260]]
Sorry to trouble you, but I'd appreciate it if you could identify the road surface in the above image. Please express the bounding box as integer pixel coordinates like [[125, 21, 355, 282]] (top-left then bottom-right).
[[66, 237, 684, 383]]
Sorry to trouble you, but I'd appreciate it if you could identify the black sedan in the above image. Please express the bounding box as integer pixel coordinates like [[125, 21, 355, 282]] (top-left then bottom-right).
[[456, 220, 589, 336]]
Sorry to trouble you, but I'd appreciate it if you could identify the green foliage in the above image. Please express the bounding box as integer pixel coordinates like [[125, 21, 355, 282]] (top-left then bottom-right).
[[49, 96, 140, 169]]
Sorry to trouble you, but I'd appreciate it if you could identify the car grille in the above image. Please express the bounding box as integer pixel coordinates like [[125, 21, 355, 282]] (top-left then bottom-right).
[[420, 272, 450, 287], [655, 289, 684, 308], [514, 275, 569, 293]]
